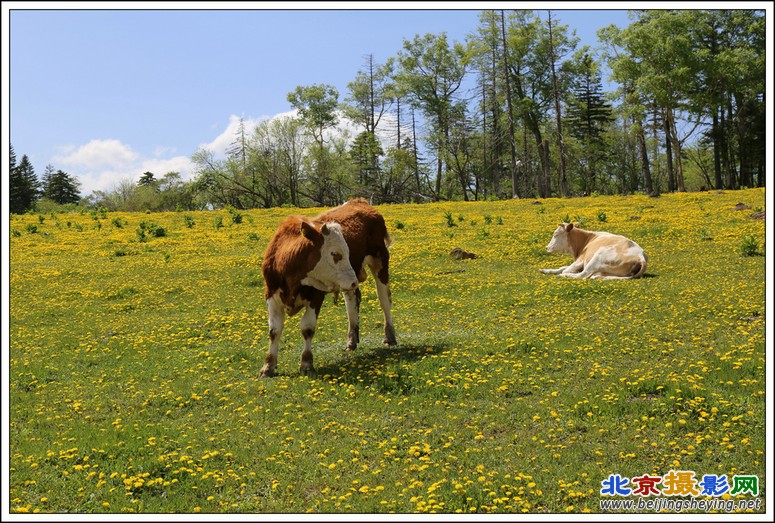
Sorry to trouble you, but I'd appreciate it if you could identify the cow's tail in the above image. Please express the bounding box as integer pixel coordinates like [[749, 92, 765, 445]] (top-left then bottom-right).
[[632, 253, 648, 278], [384, 231, 393, 249]]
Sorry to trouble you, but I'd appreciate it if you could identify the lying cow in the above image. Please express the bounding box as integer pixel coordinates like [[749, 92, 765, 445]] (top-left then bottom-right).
[[260, 198, 396, 377], [539, 223, 647, 280]]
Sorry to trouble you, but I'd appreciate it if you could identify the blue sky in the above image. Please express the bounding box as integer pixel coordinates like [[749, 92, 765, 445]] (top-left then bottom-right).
[[6, 4, 639, 195]]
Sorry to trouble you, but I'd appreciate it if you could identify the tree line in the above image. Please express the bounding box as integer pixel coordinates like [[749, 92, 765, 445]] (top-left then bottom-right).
[[8, 9, 765, 214]]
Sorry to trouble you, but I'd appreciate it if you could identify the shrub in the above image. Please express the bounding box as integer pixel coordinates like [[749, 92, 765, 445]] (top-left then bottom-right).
[[138, 221, 166, 237], [183, 215, 195, 228], [444, 211, 456, 227], [740, 236, 759, 257], [227, 206, 243, 225], [597, 211, 607, 223], [394, 220, 406, 230], [25, 224, 38, 234]]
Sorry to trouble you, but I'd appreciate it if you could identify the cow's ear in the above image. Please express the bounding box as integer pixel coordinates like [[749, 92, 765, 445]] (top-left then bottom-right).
[[300, 221, 319, 240], [565, 223, 574, 232]]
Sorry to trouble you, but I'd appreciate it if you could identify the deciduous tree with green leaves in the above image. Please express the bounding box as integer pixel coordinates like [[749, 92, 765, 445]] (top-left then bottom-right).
[[287, 83, 342, 205], [398, 32, 467, 200]]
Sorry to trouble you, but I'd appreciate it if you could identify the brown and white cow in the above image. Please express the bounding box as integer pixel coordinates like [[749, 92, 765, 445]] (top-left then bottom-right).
[[259, 198, 396, 377], [539, 223, 647, 280]]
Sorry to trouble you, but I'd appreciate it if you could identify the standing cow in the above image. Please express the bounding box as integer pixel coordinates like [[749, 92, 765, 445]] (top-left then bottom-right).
[[260, 198, 396, 377], [539, 223, 647, 280]]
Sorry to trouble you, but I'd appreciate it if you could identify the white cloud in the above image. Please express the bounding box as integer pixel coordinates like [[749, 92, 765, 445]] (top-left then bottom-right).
[[199, 114, 270, 157], [53, 139, 139, 170], [53, 138, 196, 196]]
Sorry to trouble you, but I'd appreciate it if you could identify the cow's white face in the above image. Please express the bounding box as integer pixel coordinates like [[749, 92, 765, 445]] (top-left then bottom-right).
[[301, 222, 359, 293], [546, 224, 572, 255]]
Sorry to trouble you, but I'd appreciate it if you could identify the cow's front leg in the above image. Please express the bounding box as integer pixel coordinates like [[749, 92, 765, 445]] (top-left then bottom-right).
[[558, 261, 590, 278], [539, 266, 569, 275], [542, 259, 584, 276], [343, 287, 361, 351], [299, 304, 319, 375], [260, 294, 286, 378]]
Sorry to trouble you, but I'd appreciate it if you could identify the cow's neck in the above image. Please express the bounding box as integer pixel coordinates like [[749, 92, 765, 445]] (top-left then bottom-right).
[[569, 227, 593, 258]]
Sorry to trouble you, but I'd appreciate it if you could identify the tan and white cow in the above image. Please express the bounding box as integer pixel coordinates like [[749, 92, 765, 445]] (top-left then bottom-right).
[[539, 223, 647, 280], [259, 198, 396, 377]]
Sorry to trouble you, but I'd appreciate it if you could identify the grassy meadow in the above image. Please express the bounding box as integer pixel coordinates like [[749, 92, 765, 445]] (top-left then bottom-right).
[[8, 189, 767, 514]]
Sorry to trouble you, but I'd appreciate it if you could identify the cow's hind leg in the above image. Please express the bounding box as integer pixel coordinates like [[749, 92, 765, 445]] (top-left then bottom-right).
[[260, 294, 286, 378], [343, 287, 361, 351], [365, 255, 396, 346]]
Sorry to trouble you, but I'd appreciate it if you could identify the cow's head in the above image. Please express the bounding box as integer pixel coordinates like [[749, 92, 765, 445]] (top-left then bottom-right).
[[545, 223, 576, 255], [300, 221, 358, 293]]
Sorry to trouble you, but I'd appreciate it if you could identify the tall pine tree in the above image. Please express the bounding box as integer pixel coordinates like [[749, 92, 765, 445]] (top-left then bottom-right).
[[43, 169, 81, 204], [566, 52, 613, 193], [10, 152, 40, 214]]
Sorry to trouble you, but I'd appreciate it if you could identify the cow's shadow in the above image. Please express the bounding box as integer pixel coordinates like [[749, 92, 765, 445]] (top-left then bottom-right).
[[309, 338, 450, 393]]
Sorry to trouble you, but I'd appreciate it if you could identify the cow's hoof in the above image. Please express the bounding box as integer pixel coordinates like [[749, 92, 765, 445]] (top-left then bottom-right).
[[259, 367, 275, 378], [539, 268, 548, 274], [300, 365, 316, 376], [345, 342, 357, 351], [383, 325, 397, 346]]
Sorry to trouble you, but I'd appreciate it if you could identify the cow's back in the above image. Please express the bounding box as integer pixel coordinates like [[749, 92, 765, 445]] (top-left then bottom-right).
[[313, 198, 389, 275], [584, 233, 641, 260]]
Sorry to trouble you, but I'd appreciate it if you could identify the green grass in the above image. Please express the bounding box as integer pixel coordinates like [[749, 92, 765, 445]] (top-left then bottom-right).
[[8, 189, 767, 514]]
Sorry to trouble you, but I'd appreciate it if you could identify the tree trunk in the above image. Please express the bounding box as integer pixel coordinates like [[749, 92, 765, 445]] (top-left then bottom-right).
[[712, 105, 722, 190], [501, 10, 520, 198], [547, 11, 568, 197], [636, 120, 654, 195], [412, 108, 422, 195], [724, 97, 736, 189], [481, 74, 489, 199], [396, 96, 402, 150], [663, 110, 675, 192], [667, 110, 685, 192], [537, 137, 551, 198], [490, 35, 502, 197]]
